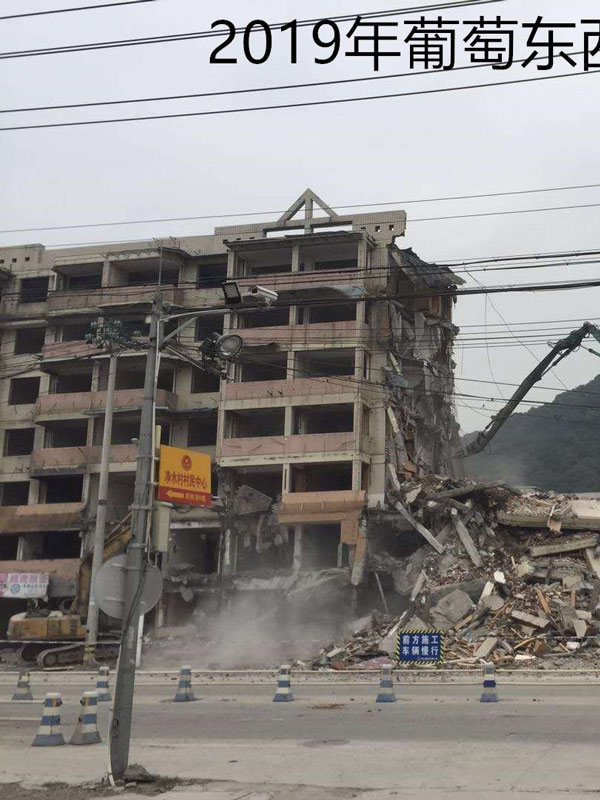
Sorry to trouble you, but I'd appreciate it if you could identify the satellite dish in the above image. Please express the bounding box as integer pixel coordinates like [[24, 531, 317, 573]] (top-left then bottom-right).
[[93, 554, 163, 619]]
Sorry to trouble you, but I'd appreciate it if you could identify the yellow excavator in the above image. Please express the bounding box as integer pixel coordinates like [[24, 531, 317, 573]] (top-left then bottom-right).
[[7, 516, 131, 667]]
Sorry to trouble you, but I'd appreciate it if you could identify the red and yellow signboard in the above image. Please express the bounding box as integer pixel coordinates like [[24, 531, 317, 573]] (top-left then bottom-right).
[[157, 445, 212, 507]]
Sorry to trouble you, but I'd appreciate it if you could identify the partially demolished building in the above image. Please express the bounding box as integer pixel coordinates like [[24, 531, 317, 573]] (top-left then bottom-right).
[[0, 189, 463, 634]]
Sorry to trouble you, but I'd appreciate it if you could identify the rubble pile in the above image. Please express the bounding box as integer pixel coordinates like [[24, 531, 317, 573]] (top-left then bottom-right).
[[313, 477, 600, 669]]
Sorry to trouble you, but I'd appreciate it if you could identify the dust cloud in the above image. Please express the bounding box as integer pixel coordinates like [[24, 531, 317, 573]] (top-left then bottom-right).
[[144, 572, 357, 669]]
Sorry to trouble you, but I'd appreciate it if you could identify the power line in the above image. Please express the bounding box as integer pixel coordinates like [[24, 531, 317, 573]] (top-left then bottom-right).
[[0, 0, 155, 21], [2, 182, 599, 235], [2, 43, 579, 117], [0, 1, 506, 59], [2, 68, 596, 133]]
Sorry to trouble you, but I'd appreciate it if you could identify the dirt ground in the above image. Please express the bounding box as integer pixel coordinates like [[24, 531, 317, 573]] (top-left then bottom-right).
[[0, 777, 197, 800]]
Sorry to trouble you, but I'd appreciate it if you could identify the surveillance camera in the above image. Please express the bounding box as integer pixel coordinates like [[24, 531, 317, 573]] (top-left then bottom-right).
[[248, 285, 279, 306]]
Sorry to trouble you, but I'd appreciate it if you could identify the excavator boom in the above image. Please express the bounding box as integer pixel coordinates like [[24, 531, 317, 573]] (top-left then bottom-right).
[[464, 322, 600, 456]]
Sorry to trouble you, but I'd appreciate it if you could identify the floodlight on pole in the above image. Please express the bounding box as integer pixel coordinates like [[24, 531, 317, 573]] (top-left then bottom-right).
[[222, 281, 242, 306]]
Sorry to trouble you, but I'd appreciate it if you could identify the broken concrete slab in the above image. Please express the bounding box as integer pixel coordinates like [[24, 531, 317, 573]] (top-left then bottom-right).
[[473, 636, 498, 660], [573, 619, 588, 638], [451, 511, 483, 568], [511, 610, 550, 629], [393, 501, 445, 554], [481, 594, 505, 612], [351, 615, 374, 635], [585, 547, 600, 580], [529, 535, 598, 558], [400, 615, 432, 631], [429, 589, 474, 631]]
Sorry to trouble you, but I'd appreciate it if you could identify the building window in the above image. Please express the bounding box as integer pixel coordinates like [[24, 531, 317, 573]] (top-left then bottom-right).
[[20, 277, 49, 303], [0, 481, 29, 506], [188, 413, 218, 447], [191, 368, 220, 394], [4, 428, 35, 456], [9, 377, 40, 405], [14, 327, 45, 355]]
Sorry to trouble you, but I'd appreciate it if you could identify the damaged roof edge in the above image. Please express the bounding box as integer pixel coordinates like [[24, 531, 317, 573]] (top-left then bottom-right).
[[390, 245, 466, 288]]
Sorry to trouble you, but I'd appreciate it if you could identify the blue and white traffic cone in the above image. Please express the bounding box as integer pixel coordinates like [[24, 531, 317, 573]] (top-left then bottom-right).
[[174, 665, 196, 702], [273, 665, 294, 703], [96, 665, 111, 702], [32, 693, 65, 747], [12, 669, 33, 701], [375, 663, 396, 703], [480, 663, 499, 703], [70, 691, 101, 745]]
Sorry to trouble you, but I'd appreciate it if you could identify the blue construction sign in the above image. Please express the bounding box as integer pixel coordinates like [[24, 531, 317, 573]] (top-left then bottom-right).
[[395, 630, 445, 664]]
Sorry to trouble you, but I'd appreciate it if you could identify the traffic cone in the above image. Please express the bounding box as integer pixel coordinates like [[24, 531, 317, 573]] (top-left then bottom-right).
[[173, 665, 196, 702], [375, 663, 396, 703], [70, 691, 101, 745], [32, 693, 65, 747], [480, 663, 499, 703], [12, 669, 33, 701], [273, 665, 294, 703], [96, 665, 111, 702]]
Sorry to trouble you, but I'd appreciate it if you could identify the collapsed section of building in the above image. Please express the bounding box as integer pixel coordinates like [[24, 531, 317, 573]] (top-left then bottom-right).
[[0, 189, 465, 654]]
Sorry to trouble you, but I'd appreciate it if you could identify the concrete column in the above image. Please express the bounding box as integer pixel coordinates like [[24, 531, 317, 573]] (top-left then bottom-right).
[[352, 459, 362, 491], [222, 528, 238, 574], [293, 525, 302, 571], [28, 477, 41, 505], [284, 406, 293, 436], [286, 349, 294, 380], [101, 259, 111, 287], [282, 464, 290, 494], [357, 237, 368, 270], [226, 250, 236, 278], [291, 244, 300, 272]]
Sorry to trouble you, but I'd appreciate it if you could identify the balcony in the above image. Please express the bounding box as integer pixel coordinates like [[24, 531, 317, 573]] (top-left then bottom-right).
[[30, 443, 138, 475], [238, 320, 359, 348], [0, 502, 84, 533], [224, 377, 357, 404], [35, 388, 176, 419], [41, 340, 102, 363], [220, 432, 357, 461], [46, 285, 185, 316]]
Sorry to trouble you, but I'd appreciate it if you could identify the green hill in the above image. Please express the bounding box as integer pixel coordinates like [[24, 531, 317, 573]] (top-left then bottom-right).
[[461, 374, 600, 493]]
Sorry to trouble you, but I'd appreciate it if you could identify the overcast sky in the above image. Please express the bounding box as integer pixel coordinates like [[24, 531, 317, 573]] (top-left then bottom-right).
[[2, 0, 600, 434]]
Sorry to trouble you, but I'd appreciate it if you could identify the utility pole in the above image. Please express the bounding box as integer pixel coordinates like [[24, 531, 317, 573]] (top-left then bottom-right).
[[109, 296, 161, 779], [107, 282, 274, 779], [84, 351, 118, 664]]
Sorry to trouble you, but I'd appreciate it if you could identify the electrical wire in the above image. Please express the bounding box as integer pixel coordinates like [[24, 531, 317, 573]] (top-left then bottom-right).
[[0, 0, 506, 59], [2, 44, 580, 116], [2, 181, 599, 235], [5, 244, 600, 287], [0, 0, 155, 21], [2, 68, 596, 132]]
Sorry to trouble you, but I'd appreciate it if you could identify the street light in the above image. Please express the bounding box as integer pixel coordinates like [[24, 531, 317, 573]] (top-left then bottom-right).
[[198, 332, 243, 361]]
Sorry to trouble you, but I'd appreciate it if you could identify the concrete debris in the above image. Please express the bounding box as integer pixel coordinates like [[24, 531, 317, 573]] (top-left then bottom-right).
[[429, 589, 474, 631], [511, 610, 550, 629], [310, 476, 600, 671], [473, 636, 498, 660], [529, 535, 598, 558]]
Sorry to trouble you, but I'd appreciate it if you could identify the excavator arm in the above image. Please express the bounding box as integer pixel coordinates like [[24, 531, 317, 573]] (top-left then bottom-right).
[[464, 322, 600, 457]]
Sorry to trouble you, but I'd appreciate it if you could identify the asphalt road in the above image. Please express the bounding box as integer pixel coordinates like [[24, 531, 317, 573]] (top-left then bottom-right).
[[1, 683, 600, 797]]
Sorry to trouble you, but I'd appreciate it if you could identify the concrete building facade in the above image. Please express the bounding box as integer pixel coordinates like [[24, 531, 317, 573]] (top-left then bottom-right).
[[0, 190, 462, 634]]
